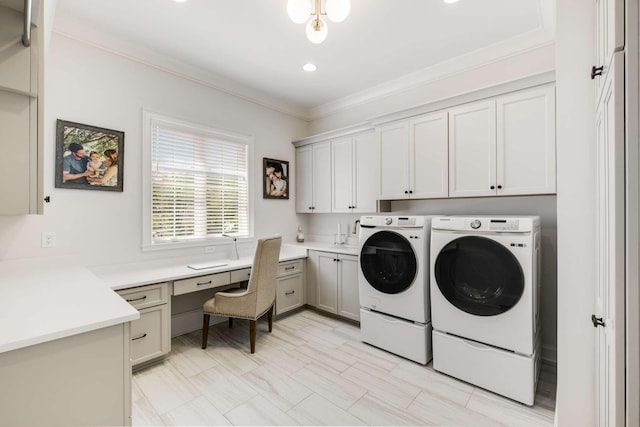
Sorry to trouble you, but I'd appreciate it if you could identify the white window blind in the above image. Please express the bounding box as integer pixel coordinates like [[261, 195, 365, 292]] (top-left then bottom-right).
[[150, 117, 249, 244]]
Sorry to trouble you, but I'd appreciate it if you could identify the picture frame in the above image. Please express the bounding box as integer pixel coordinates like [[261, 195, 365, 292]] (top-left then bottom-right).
[[263, 158, 289, 199], [55, 119, 125, 192]]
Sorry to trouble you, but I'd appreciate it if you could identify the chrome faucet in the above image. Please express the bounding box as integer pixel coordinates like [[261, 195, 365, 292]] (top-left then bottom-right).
[[353, 219, 361, 235], [222, 234, 239, 260]]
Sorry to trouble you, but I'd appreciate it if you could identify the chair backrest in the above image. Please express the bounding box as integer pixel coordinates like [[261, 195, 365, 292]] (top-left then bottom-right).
[[247, 235, 282, 317]]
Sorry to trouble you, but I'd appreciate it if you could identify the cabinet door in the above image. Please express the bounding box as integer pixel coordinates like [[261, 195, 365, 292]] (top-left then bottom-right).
[[312, 142, 332, 213], [337, 255, 360, 321], [131, 304, 171, 366], [295, 146, 313, 213], [0, 5, 31, 94], [410, 111, 449, 199], [0, 90, 31, 215], [449, 100, 496, 198], [378, 121, 410, 199], [496, 86, 556, 196], [595, 0, 624, 101], [315, 252, 338, 314], [353, 132, 378, 212], [276, 273, 304, 315], [331, 136, 354, 212]]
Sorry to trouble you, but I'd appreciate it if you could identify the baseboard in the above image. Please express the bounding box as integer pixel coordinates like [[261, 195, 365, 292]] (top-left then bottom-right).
[[171, 309, 227, 338]]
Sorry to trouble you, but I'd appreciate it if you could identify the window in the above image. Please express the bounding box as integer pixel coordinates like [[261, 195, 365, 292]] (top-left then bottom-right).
[[143, 112, 252, 249]]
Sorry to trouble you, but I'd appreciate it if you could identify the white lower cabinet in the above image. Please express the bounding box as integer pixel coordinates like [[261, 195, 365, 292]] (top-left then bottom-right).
[[276, 259, 305, 315], [310, 250, 359, 321], [117, 282, 171, 367]]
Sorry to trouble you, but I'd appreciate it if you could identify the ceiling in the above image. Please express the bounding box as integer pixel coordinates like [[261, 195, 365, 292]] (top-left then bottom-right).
[[52, 0, 554, 119]]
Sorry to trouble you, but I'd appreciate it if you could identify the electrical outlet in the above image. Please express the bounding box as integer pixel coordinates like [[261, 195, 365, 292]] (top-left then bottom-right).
[[41, 232, 56, 248], [205, 246, 216, 254]]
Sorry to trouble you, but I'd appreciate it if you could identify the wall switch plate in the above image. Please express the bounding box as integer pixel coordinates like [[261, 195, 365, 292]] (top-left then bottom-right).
[[205, 246, 216, 254], [41, 232, 56, 248]]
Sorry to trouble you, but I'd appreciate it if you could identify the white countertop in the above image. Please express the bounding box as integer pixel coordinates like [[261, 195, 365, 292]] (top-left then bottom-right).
[[0, 257, 139, 354], [287, 241, 360, 256]]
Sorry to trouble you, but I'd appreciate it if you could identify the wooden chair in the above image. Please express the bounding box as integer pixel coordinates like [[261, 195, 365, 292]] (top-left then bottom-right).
[[201, 235, 282, 353]]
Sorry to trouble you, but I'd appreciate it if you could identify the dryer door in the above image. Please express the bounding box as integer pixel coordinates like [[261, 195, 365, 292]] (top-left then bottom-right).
[[434, 236, 524, 316], [360, 230, 417, 294]]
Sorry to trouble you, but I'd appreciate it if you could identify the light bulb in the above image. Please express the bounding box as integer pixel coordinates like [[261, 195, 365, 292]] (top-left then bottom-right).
[[287, 0, 311, 24], [306, 17, 328, 44], [326, 0, 350, 23]]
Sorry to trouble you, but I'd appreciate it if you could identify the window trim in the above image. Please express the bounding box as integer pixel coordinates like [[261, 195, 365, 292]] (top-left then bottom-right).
[[141, 110, 255, 251]]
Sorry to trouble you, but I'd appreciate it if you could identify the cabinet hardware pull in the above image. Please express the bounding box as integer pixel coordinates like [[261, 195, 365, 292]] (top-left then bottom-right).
[[591, 314, 605, 328], [44, 196, 50, 203], [22, 0, 32, 47], [197, 280, 213, 286], [404, 190, 408, 194], [285, 291, 295, 296], [497, 185, 502, 189], [490, 185, 495, 190], [126, 295, 147, 302], [285, 266, 295, 270], [591, 65, 604, 79], [409, 190, 413, 194], [132, 333, 148, 341]]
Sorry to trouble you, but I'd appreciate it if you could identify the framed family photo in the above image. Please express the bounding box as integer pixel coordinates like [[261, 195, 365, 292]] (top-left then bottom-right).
[[263, 158, 289, 199], [55, 120, 125, 192]]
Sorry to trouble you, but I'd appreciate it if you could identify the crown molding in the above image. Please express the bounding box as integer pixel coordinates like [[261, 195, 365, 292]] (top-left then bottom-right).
[[292, 122, 374, 147], [52, 13, 311, 122], [309, 27, 555, 121]]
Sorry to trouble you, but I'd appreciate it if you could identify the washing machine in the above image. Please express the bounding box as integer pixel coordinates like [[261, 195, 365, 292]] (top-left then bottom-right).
[[358, 215, 433, 364], [429, 215, 541, 405]]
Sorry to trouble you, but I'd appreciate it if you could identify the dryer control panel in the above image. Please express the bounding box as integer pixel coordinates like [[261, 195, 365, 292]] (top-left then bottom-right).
[[431, 216, 539, 232]]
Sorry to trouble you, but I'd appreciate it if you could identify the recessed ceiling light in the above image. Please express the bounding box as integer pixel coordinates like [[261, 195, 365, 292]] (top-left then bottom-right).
[[303, 63, 317, 72], [444, 0, 459, 3], [173, 0, 188, 3]]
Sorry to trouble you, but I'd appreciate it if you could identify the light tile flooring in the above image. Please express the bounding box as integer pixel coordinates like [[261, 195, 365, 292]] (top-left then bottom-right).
[[132, 310, 556, 426]]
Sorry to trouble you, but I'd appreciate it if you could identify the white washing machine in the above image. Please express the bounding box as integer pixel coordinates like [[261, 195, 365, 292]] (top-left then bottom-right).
[[429, 215, 541, 405], [358, 215, 433, 364]]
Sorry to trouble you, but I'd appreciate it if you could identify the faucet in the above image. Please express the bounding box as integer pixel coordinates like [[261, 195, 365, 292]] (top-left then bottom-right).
[[222, 234, 239, 260], [352, 219, 361, 235]]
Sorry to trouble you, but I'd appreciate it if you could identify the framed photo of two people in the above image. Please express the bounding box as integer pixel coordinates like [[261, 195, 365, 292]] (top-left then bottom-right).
[[263, 158, 289, 199], [55, 119, 124, 192]]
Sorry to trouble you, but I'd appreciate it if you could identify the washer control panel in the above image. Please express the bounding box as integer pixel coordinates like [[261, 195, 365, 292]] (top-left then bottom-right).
[[470, 219, 482, 229]]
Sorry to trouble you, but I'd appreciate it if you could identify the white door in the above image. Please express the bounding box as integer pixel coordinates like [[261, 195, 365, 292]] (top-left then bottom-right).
[[353, 132, 378, 212], [496, 86, 556, 196], [595, 0, 624, 102], [448, 100, 496, 198], [378, 121, 410, 199], [337, 255, 360, 321], [331, 136, 354, 213], [312, 142, 332, 213], [0, 90, 30, 215], [316, 252, 338, 314], [594, 52, 625, 427], [0, 7, 32, 94], [410, 111, 449, 199], [295, 146, 313, 213]]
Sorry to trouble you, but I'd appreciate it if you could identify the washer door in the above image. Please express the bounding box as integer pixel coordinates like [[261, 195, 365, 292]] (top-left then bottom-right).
[[360, 230, 417, 294], [434, 236, 524, 316]]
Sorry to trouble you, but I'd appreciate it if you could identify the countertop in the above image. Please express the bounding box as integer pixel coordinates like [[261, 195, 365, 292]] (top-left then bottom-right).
[[0, 257, 139, 354]]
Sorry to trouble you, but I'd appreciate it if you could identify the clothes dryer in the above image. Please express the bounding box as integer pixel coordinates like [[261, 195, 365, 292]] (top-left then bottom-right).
[[430, 215, 541, 405]]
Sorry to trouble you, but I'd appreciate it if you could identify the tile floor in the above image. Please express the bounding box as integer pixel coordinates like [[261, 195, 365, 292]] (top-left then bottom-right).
[[132, 309, 556, 426]]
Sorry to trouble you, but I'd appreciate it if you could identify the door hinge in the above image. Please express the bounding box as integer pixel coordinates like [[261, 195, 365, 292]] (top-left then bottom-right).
[[591, 314, 605, 328]]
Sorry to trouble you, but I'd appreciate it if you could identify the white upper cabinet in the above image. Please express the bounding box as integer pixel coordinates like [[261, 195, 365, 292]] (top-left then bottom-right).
[[295, 142, 331, 213], [449, 86, 556, 198], [332, 132, 378, 213], [0, 5, 32, 95], [496, 86, 556, 196], [449, 100, 497, 198], [379, 111, 448, 200], [594, 0, 624, 100]]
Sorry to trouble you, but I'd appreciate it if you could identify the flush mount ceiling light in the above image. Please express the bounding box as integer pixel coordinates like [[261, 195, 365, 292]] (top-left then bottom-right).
[[287, 0, 351, 44], [303, 63, 317, 72], [444, 0, 460, 3]]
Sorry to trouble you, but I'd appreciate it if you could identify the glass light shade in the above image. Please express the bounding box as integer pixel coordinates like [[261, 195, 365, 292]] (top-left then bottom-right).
[[325, 0, 350, 23], [287, 0, 311, 24], [306, 18, 328, 44]]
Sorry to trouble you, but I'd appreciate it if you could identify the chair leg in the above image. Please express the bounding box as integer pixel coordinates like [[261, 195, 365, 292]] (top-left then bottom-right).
[[267, 305, 273, 333], [228, 317, 234, 328], [202, 314, 210, 349], [249, 320, 256, 354]]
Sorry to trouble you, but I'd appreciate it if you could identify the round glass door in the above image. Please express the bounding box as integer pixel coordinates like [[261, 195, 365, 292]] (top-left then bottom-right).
[[434, 236, 524, 316], [360, 231, 417, 294]]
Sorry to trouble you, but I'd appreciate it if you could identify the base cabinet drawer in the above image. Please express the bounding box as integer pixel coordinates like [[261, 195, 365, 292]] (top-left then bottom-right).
[[117, 282, 169, 310], [131, 304, 170, 367], [173, 271, 231, 296], [276, 274, 304, 315]]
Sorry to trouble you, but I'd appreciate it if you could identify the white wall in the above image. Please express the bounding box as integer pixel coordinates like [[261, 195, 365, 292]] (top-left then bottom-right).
[[0, 33, 308, 266], [555, 0, 596, 425]]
